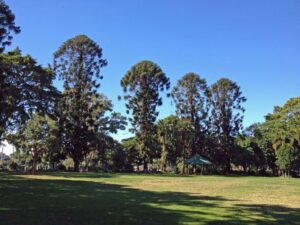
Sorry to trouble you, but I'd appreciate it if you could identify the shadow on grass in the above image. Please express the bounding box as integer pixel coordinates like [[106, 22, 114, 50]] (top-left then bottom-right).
[[0, 173, 299, 225], [204, 204, 300, 225], [39, 171, 119, 179]]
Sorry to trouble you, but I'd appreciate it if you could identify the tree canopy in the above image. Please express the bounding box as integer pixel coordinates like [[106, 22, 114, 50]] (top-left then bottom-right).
[[0, 49, 57, 141]]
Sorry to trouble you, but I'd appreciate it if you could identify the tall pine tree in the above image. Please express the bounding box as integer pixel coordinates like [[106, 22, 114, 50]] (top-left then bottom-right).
[[171, 73, 209, 156], [54, 35, 107, 171], [120, 60, 170, 171], [209, 78, 246, 172]]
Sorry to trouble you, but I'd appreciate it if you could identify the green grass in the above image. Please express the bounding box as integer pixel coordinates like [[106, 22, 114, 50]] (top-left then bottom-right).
[[0, 172, 300, 225]]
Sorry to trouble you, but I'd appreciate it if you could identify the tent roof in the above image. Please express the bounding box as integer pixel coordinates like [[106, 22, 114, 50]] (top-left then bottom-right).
[[186, 153, 212, 165]]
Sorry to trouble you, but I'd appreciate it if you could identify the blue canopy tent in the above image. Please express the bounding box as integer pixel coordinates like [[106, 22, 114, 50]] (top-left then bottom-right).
[[186, 154, 212, 174]]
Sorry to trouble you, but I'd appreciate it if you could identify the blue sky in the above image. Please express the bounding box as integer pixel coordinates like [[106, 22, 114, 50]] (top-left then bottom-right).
[[5, 0, 300, 141]]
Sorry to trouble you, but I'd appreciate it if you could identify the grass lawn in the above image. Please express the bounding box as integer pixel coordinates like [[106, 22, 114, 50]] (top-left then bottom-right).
[[0, 172, 300, 225]]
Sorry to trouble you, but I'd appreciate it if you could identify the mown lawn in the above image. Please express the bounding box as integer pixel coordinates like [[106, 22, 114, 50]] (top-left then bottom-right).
[[0, 172, 299, 225]]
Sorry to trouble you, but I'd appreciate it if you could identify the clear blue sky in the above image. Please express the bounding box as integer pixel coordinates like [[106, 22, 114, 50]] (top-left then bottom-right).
[[5, 0, 300, 141]]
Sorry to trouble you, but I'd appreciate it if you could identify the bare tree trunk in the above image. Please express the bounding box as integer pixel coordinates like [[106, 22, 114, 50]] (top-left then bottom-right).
[[225, 158, 231, 174], [74, 158, 80, 172], [143, 158, 148, 172], [32, 159, 36, 175], [182, 154, 185, 174], [32, 147, 38, 175], [84, 154, 91, 172]]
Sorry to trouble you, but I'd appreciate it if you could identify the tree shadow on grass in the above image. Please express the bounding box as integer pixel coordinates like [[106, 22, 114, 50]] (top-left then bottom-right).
[[205, 204, 300, 225], [39, 171, 119, 179], [0, 174, 299, 225]]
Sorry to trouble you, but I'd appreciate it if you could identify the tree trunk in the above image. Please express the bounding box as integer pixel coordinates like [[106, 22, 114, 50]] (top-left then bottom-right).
[[143, 158, 148, 172], [161, 137, 167, 172], [74, 158, 80, 172], [32, 147, 38, 175], [225, 158, 231, 174], [84, 155, 91, 172], [182, 157, 185, 174], [163, 164, 167, 173], [173, 156, 178, 173], [273, 168, 277, 176], [243, 165, 247, 173], [182, 144, 186, 175], [32, 159, 36, 175]]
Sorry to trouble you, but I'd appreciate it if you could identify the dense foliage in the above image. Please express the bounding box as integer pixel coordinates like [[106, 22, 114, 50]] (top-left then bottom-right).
[[0, 49, 57, 141]]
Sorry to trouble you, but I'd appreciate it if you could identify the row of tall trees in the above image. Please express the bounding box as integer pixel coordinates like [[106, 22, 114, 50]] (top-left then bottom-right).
[[119, 66, 246, 173], [1, 0, 298, 176]]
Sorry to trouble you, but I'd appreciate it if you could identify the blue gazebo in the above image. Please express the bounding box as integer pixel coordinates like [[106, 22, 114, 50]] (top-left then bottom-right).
[[186, 154, 212, 174]]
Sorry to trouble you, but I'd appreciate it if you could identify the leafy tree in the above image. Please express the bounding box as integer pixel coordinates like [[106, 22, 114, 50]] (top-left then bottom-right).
[[171, 73, 209, 156], [157, 115, 195, 173], [122, 137, 143, 171], [12, 114, 59, 174], [157, 116, 177, 171], [54, 35, 125, 171], [276, 144, 294, 176], [235, 133, 266, 174], [208, 78, 246, 172], [246, 123, 277, 174], [0, 0, 20, 53], [54, 35, 107, 171], [0, 2, 23, 140], [232, 143, 254, 173], [7, 149, 31, 171], [259, 139, 277, 175], [85, 94, 126, 171], [176, 118, 196, 174], [0, 49, 57, 141], [245, 123, 279, 174], [120, 60, 170, 171], [108, 140, 134, 172], [264, 97, 300, 176]]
